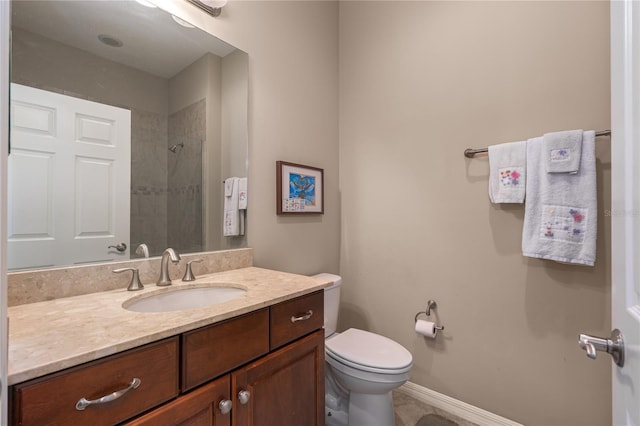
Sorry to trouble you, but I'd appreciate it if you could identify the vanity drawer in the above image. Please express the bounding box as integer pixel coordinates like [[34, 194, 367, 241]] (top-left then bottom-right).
[[11, 337, 179, 426], [270, 290, 324, 349], [182, 308, 269, 392]]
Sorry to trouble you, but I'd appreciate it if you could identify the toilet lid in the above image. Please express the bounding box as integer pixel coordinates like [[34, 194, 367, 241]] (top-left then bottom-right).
[[325, 328, 413, 370]]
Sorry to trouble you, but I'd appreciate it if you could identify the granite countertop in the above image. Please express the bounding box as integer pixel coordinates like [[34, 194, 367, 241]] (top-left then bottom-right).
[[8, 267, 330, 386]]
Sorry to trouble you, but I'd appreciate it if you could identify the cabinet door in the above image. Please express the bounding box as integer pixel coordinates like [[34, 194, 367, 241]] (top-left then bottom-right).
[[125, 375, 231, 426], [232, 330, 324, 426]]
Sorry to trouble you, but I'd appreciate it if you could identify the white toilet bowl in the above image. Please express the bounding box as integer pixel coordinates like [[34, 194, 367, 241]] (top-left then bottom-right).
[[325, 328, 413, 426], [313, 273, 413, 426]]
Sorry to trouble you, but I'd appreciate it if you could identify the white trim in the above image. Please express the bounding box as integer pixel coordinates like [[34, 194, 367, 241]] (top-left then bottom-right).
[[397, 382, 523, 426]]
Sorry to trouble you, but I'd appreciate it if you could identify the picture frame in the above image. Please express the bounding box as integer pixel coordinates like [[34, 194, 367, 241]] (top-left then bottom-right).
[[276, 161, 324, 215]]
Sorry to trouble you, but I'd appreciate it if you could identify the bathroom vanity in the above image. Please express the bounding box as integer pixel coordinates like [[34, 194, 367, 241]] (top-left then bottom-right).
[[7, 267, 327, 425]]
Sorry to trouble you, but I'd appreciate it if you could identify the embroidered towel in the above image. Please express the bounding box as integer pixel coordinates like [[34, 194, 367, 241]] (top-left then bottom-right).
[[224, 177, 240, 237], [238, 177, 248, 210], [543, 129, 583, 174], [522, 131, 597, 266], [488, 141, 526, 203]]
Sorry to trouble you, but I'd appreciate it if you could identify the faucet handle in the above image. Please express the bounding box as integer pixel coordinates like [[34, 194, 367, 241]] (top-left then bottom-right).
[[182, 259, 203, 282], [113, 267, 144, 291]]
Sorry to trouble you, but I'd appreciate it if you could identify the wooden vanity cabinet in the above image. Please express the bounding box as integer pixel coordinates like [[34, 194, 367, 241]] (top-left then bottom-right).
[[10, 290, 325, 426], [11, 338, 180, 426], [129, 330, 325, 426], [232, 329, 325, 426]]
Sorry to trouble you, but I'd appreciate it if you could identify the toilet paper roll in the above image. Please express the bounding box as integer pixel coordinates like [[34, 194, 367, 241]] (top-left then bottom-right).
[[415, 319, 437, 338]]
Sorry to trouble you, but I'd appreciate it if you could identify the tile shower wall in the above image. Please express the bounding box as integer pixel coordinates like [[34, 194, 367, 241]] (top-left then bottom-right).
[[131, 109, 169, 257], [167, 100, 205, 254]]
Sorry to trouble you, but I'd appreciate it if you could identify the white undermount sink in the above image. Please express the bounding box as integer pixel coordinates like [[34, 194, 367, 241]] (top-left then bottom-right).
[[123, 285, 247, 313]]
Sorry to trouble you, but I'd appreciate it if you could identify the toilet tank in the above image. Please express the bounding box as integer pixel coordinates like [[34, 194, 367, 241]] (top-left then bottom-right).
[[312, 273, 342, 337]]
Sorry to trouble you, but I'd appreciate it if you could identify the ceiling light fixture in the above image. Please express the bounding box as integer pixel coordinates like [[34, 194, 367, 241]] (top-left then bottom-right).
[[185, 0, 228, 18], [98, 34, 124, 48]]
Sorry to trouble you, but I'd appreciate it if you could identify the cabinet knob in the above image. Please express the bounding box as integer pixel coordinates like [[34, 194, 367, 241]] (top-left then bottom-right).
[[219, 399, 233, 415], [238, 390, 251, 405]]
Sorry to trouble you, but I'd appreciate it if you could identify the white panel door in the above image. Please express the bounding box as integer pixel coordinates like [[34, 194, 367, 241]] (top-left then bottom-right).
[[8, 84, 130, 269], [611, 1, 640, 425], [0, 1, 10, 422]]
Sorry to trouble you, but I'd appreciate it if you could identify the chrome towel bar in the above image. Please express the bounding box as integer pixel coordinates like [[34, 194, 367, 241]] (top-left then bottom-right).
[[463, 129, 611, 158]]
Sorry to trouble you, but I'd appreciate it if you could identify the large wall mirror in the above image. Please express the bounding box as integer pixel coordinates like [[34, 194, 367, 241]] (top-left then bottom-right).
[[8, 0, 248, 270]]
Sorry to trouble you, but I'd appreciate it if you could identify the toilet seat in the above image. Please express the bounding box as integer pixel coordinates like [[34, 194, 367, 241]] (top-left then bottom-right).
[[325, 328, 413, 374], [326, 350, 412, 375]]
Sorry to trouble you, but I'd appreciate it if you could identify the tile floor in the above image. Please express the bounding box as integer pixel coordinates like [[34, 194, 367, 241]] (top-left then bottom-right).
[[393, 390, 480, 426]]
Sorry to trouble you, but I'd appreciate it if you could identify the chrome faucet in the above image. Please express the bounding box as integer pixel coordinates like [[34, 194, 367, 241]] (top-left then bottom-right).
[[157, 248, 181, 286]]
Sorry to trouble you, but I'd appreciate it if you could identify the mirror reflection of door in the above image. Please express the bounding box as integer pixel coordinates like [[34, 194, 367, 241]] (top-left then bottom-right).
[[8, 84, 131, 269]]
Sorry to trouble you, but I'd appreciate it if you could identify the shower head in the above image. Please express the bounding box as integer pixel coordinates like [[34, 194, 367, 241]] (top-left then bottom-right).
[[168, 143, 184, 153]]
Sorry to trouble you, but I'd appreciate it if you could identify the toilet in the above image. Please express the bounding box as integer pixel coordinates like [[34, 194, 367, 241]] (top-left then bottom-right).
[[314, 273, 413, 426]]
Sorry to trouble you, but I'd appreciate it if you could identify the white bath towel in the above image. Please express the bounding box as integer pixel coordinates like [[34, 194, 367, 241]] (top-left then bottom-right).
[[543, 129, 583, 174], [488, 141, 526, 203], [224, 177, 240, 237], [522, 131, 597, 266]]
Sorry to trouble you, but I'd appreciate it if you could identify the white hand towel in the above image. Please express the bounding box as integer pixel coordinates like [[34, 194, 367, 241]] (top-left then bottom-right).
[[488, 141, 526, 203], [522, 131, 597, 266], [224, 177, 240, 237], [224, 178, 234, 197], [238, 177, 248, 210], [543, 129, 583, 174]]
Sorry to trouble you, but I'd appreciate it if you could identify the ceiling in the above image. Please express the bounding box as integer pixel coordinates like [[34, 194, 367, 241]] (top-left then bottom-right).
[[11, 0, 237, 79]]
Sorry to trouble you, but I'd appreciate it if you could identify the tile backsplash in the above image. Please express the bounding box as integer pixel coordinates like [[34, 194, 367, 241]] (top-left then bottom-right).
[[8, 248, 253, 306]]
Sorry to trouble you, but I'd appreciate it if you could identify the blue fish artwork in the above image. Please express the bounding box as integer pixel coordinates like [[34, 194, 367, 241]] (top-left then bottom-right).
[[289, 173, 316, 206]]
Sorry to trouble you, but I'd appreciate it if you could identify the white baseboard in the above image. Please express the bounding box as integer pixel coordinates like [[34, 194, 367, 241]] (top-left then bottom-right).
[[396, 382, 523, 426]]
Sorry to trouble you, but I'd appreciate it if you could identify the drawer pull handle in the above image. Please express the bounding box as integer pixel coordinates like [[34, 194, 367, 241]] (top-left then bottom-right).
[[75, 377, 141, 411], [291, 310, 313, 323]]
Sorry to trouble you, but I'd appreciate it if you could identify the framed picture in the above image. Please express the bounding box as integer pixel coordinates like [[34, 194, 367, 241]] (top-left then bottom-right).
[[276, 161, 324, 215]]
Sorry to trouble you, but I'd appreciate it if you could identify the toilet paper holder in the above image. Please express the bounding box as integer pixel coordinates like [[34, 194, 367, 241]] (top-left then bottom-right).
[[414, 299, 445, 331]]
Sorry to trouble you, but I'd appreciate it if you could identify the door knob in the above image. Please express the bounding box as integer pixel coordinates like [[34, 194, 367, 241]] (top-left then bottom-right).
[[578, 329, 624, 367], [108, 243, 127, 252]]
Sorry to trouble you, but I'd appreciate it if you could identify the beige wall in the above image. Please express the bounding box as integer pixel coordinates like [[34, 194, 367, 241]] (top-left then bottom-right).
[[339, 2, 610, 426], [219, 49, 249, 251], [148, 0, 610, 424], [11, 28, 168, 115], [158, 0, 341, 274]]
